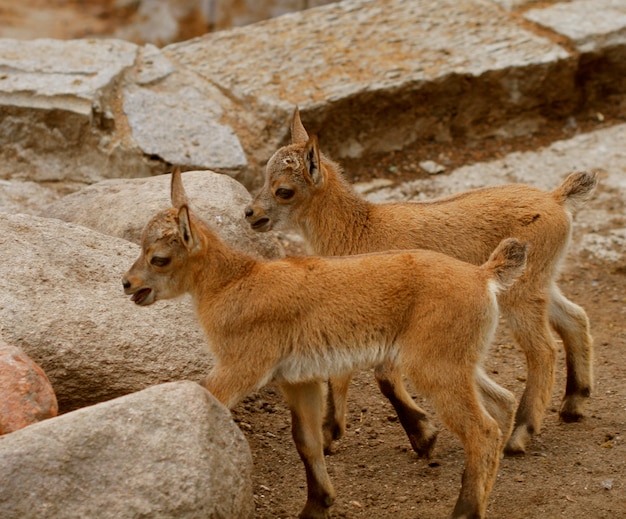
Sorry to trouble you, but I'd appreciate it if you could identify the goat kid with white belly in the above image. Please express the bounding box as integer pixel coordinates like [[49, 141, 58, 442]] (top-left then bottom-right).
[[245, 108, 597, 456], [123, 168, 526, 519]]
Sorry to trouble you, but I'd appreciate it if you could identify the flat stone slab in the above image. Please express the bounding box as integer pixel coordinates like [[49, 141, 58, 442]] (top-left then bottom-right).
[[524, 0, 626, 53], [0, 38, 138, 116], [166, 0, 573, 160], [123, 85, 247, 170], [168, 0, 569, 106]]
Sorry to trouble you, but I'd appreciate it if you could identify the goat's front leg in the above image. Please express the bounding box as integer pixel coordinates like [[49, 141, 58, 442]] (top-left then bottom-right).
[[204, 365, 265, 409], [323, 375, 351, 452], [282, 380, 335, 519], [325, 364, 438, 457], [375, 361, 439, 457]]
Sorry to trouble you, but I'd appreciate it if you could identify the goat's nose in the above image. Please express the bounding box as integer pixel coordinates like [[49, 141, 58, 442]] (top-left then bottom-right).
[[244, 206, 254, 218], [122, 279, 131, 290]]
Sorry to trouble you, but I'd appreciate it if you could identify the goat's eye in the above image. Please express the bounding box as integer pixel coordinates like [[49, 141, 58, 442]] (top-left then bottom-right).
[[275, 188, 295, 200], [150, 256, 171, 267]]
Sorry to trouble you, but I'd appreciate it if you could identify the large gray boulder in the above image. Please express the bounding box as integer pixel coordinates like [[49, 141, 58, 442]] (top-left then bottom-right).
[[0, 212, 211, 412], [165, 0, 575, 160], [0, 38, 151, 184], [0, 381, 254, 519], [41, 169, 284, 259], [0, 38, 250, 185], [2, 0, 626, 190]]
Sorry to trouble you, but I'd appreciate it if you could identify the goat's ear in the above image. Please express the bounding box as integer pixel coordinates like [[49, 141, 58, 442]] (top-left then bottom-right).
[[291, 106, 309, 145], [304, 136, 323, 186], [177, 205, 199, 252], [171, 166, 188, 209]]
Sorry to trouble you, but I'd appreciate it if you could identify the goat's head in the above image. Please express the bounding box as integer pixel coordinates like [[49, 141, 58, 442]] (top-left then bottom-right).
[[245, 107, 325, 232], [122, 168, 202, 305]]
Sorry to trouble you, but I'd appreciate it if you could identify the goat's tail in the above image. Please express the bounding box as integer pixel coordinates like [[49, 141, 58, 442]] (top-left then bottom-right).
[[552, 171, 598, 212], [481, 238, 528, 293]]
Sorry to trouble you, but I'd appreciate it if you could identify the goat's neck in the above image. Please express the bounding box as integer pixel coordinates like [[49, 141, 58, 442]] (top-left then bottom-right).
[[189, 224, 258, 300], [300, 166, 372, 256]]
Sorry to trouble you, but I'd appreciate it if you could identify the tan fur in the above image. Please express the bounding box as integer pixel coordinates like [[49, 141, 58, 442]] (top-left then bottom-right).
[[123, 169, 526, 519], [245, 107, 597, 456]]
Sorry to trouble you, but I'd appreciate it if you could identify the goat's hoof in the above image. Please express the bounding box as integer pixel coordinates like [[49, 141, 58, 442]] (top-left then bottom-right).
[[503, 444, 526, 457], [559, 408, 584, 423], [559, 394, 588, 423], [503, 425, 530, 456], [298, 499, 332, 519], [322, 421, 344, 454], [409, 429, 438, 458]]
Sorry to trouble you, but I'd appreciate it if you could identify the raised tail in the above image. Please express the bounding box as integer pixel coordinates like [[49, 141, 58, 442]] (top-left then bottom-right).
[[552, 171, 598, 212], [481, 238, 528, 293]]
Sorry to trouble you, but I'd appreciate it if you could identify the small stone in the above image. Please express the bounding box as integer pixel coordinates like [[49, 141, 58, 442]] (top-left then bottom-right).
[[0, 342, 58, 435], [419, 160, 446, 175]]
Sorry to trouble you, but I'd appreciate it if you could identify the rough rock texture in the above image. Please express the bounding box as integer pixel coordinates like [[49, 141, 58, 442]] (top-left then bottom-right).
[[1, 0, 624, 191], [41, 170, 284, 258], [524, 0, 626, 53], [0, 179, 63, 215], [209, 0, 335, 30], [0, 381, 254, 519], [524, 0, 626, 102], [0, 38, 251, 185], [0, 342, 58, 435], [166, 0, 575, 160], [0, 38, 153, 183], [123, 84, 247, 171], [0, 213, 212, 412]]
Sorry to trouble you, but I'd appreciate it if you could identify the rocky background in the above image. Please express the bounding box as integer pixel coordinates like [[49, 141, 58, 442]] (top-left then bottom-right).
[[0, 0, 625, 518]]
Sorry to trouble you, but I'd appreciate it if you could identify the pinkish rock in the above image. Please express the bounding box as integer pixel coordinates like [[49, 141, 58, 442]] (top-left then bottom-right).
[[0, 342, 58, 435]]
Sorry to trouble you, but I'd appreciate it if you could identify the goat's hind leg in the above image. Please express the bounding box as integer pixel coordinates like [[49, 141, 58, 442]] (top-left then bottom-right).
[[323, 375, 351, 452], [283, 380, 335, 519], [503, 294, 558, 456], [549, 285, 593, 422], [476, 367, 516, 445], [411, 369, 503, 519]]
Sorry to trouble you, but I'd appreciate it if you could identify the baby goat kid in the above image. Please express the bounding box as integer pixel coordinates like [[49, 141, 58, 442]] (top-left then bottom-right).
[[245, 108, 597, 456], [123, 169, 526, 519]]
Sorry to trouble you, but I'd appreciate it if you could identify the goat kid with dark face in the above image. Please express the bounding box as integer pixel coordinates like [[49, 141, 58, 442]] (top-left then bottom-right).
[[245, 108, 597, 456], [123, 169, 527, 519]]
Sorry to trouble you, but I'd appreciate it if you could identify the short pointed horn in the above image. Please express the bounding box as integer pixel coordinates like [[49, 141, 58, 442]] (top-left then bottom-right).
[[291, 106, 309, 145], [171, 166, 188, 209]]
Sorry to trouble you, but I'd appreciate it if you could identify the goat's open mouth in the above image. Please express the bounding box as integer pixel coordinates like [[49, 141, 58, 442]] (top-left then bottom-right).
[[251, 217, 271, 231], [131, 288, 152, 305]]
